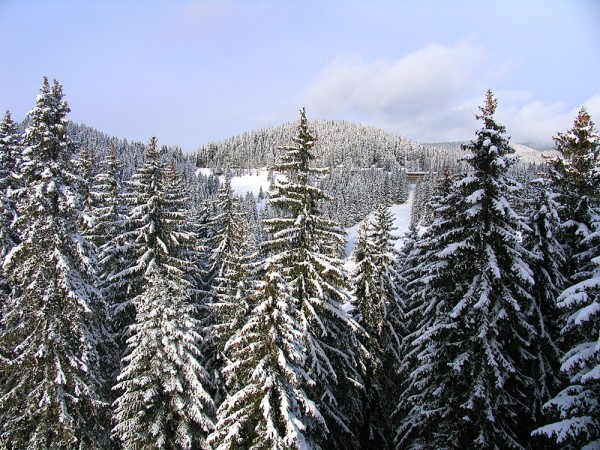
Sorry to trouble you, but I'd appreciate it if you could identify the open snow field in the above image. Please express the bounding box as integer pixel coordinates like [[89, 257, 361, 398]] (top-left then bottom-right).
[[201, 168, 415, 258], [344, 189, 414, 257]]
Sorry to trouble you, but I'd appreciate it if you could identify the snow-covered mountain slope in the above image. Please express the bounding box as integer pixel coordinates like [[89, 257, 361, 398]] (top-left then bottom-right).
[[209, 168, 414, 259], [427, 141, 554, 163], [345, 189, 413, 258], [195, 119, 463, 172]]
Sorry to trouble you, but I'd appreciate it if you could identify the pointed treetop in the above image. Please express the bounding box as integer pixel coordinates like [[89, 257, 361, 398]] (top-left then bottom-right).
[[0, 110, 18, 140], [146, 136, 160, 159], [41, 75, 50, 92], [475, 89, 498, 122], [573, 106, 592, 129], [553, 106, 598, 153]]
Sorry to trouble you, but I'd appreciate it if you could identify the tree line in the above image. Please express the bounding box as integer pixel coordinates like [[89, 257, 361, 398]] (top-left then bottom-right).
[[0, 78, 598, 449]]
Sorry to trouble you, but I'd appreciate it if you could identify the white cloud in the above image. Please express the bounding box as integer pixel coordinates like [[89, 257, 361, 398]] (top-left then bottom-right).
[[495, 92, 600, 146], [305, 42, 487, 118], [303, 42, 600, 146]]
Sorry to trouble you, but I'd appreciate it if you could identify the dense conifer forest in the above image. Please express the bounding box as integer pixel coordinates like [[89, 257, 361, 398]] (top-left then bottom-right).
[[0, 78, 599, 449]]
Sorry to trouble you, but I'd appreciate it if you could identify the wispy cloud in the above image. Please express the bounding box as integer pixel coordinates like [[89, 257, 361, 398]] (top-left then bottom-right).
[[303, 42, 600, 146], [496, 92, 600, 146]]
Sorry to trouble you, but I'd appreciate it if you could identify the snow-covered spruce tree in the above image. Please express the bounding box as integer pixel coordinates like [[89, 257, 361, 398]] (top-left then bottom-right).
[[0, 111, 21, 294], [87, 147, 123, 249], [351, 203, 403, 449], [370, 204, 405, 356], [395, 91, 536, 449], [111, 137, 214, 449], [549, 107, 600, 274], [395, 169, 467, 449], [209, 262, 320, 449], [85, 147, 129, 386], [105, 139, 165, 354], [522, 179, 566, 428], [205, 175, 250, 349], [534, 108, 600, 449], [262, 108, 362, 449], [202, 173, 254, 406], [0, 77, 110, 448]]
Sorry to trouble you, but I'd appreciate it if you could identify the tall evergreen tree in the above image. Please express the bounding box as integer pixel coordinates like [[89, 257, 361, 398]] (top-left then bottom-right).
[[549, 107, 600, 277], [351, 203, 403, 449], [88, 147, 124, 249], [0, 77, 110, 448], [395, 91, 536, 449], [261, 109, 362, 448], [395, 169, 466, 449], [205, 175, 251, 352], [522, 180, 566, 429], [85, 147, 129, 387], [209, 262, 320, 449], [0, 111, 21, 295], [534, 108, 600, 449], [74, 146, 98, 221], [202, 174, 253, 406], [112, 138, 214, 449]]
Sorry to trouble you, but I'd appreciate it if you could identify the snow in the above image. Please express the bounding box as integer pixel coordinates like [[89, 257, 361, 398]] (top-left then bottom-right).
[[345, 188, 414, 258], [197, 168, 272, 198], [226, 170, 271, 198], [198, 166, 414, 262]]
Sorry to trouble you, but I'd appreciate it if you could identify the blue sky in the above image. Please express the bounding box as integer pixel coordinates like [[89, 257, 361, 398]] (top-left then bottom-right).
[[1, 0, 599, 152]]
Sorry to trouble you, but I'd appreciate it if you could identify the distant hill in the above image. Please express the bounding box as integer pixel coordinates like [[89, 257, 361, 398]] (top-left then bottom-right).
[[425, 141, 556, 164], [194, 119, 466, 172], [195, 119, 552, 172]]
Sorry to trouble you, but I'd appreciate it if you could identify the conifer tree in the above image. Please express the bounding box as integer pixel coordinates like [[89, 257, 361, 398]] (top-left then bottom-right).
[[205, 175, 250, 350], [106, 138, 162, 346], [0, 111, 21, 294], [522, 180, 566, 425], [202, 174, 252, 403], [351, 204, 403, 449], [209, 262, 320, 449], [0, 77, 110, 448], [85, 147, 129, 386], [534, 108, 600, 449], [549, 107, 600, 276], [112, 138, 214, 449], [395, 170, 465, 449], [262, 108, 361, 448], [88, 147, 124, 249], [395, 91, 536, 449], [74, 146, 98, 220]]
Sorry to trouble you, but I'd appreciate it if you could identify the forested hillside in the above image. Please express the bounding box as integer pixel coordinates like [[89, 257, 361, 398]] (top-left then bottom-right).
[[1, 78, 598, 449]]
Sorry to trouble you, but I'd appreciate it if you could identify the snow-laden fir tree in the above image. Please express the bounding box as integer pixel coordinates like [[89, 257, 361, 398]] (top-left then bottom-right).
[[87, 147, 124, 249], [395, 91, 536, 449], [208, 262, 321, 450], [395, 170, 465, 449], [534, 108, 600, 449], [84, 147, 129, 385], [369, 204, 405, 353], [202, 173, 254, 406], [112, 137, 214, 449], [0, 77, 110, 448], [351, 203, 403, 449], [104, 139, 164, 349], [205, 175, 251, 353], [522, 179, 566, 428], [0, 111, 21, 295], [549, 107, 600, 274], [261, 108, 362, 449]]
